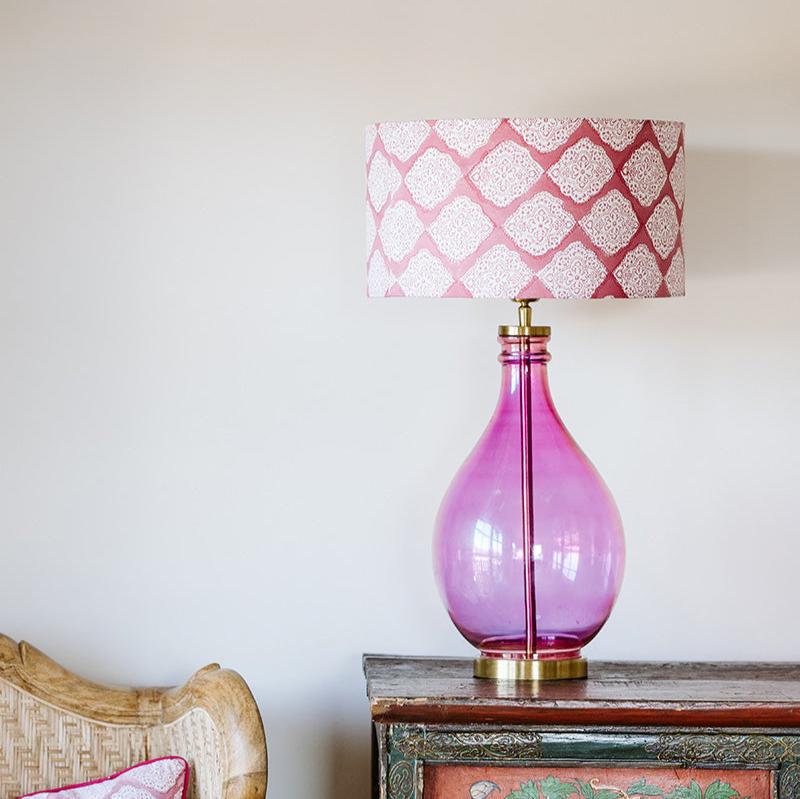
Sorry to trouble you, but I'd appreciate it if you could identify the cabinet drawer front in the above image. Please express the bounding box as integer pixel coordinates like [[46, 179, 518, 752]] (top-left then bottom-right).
[[423, 766, 772, 799]]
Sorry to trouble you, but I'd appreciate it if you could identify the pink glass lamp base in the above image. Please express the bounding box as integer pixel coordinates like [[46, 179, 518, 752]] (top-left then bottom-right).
[[433, 302, 625, 681]]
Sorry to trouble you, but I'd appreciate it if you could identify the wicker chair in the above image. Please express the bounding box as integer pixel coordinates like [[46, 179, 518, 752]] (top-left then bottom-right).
[[0, 635, 267, 799]]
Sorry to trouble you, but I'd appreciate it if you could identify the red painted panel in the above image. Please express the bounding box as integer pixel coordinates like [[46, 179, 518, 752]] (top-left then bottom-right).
[[424, 765, 772, 799]]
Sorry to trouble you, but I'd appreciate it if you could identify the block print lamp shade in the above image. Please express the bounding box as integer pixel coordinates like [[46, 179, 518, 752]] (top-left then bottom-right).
[[366, 117, 685, 299], [365, 118, 685, 680]]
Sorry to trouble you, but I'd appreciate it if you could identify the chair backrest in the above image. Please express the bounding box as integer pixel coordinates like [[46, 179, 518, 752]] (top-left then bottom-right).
[[0, 635, 267, 799]]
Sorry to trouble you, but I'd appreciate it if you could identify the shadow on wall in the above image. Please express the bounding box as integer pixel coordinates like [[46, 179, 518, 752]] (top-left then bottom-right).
[[683, 147, 798, 276], [573, 144, 800, 333], [326, 718, 371, 799]]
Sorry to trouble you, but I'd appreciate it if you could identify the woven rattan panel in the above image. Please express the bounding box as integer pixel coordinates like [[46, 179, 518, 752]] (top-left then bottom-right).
[[0, 680, 147, 799], [147, 708, 223, 799]]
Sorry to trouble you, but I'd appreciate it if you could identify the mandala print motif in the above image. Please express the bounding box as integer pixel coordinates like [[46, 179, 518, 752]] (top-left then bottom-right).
[[462, 244, 533, 297], [470, 140, 544, 207], [537, 241, 608, 298], [547, 137, 615, 203], [614, 243, 663, 297], [366, 119, 684, 298], [379, 201, 424, 262], [366, 205, 376, 256], [367, 151, 402, 211], [579, 189, 639, 255], [398, 249, 454, 296], [651, 120, 682, 157], [621, 141, 668, 206], [405, 148, 462, 209], [665, 247, 685, 296], [589, 118, 643, 151], [368, 250, 396, 296], [378, 120, 431, 162], [645, 196, 680, 257], [135, 760, 184, 793], [670, 147, 686, 207], [509, 117, 582, 152], [365, 124, 377, 160], [503, 192, 575, 256], [429, 196, 493, 261], [434, 118, 501, 157]]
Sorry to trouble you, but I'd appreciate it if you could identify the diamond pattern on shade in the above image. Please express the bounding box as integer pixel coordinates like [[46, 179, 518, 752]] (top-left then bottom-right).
[[379, 201, 423, 262], [366, 206, 376, 256], [651, 120, 682, 157], [665, 248, 685, 296], [462, 245, 533, 297], [367, 151, 401, 212], [398, 249, 454, 296], [470, 140, 544, 207], [509, 117, 581, 152], [405, 148, 462, 209], [434, 119, 501, 157], [547, 137, 615, 203], [646, 195, 680, 257], [378, 120, 430, 162], [365, 124, 377, 160], [589, 118, 644, 151], [622, 141, 668, 206], [368, 251, 396, 297], [670, 147, 686, 207], [538, 242, 607, 299], [614, 244, 663, 297], [579, 190, 639, 255], [504, 192, 575, 256], [429, 196, 493, 261], [366, 117, 685, 298]]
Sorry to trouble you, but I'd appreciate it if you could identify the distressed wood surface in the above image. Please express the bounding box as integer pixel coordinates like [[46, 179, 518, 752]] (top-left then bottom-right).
[[364, 656, 800, 727]]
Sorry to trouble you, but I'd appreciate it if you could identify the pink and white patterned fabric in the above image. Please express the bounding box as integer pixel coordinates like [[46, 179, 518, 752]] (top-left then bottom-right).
[[19, 758, 189, 799], [365, 118, 685, 299]]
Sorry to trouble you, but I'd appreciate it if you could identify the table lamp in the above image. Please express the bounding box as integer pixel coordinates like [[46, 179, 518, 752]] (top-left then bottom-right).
[[365, 117, 685, 680]]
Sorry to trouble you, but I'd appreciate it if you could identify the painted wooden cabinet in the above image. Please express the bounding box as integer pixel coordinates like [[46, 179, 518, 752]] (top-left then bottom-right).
[[363, 657, 800, 799]]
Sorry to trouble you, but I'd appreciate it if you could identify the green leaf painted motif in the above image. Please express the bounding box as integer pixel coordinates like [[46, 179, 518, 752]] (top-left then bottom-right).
[[704, 781, 738, 799], [504, 776, 743, 799], [540, 776, 579, 799], [667, 781, 703, 799], [507, 780, 540, 799], [628, 779, 664, 797]]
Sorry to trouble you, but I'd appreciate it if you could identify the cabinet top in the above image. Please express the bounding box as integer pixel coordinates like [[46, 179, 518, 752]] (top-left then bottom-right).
[[363, 656, 800, 728]]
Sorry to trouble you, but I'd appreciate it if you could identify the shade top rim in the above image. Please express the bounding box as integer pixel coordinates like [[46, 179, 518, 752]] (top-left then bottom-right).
[[369, 116, 684, 125]]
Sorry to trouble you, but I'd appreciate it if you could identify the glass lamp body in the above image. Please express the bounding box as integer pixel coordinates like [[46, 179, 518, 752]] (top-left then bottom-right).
[[433, 333, 624, 662]]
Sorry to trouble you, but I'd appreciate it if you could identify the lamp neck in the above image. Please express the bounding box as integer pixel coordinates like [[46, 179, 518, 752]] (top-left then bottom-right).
[[498, 299, 551, 338]]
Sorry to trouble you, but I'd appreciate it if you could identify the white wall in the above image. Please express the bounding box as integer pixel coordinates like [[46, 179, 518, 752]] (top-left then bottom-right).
[[1, 1, 798, 797]]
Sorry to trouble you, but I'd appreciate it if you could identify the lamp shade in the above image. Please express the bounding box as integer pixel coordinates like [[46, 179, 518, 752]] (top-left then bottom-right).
[[366, 117, 685, 299]]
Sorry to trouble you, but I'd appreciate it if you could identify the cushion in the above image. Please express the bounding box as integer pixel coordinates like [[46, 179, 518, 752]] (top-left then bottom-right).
[[19, 757, 189, 799]]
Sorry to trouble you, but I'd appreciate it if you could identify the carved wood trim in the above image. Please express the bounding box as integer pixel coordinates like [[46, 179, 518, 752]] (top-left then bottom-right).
[[646, 734, 800, 765]]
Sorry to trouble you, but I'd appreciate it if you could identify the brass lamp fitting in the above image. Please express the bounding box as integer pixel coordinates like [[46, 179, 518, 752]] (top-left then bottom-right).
[[498, 299, 551, 338]]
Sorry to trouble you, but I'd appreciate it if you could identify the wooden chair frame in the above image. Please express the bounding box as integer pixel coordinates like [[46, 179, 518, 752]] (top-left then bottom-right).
[[0, 635, 267, 799]]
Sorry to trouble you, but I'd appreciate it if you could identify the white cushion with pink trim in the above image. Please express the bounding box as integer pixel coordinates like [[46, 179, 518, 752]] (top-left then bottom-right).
[[19, 757, 189, 799]]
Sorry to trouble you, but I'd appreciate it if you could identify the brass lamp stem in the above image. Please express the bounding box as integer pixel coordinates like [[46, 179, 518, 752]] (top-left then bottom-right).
[[516, 298, 536, 328], [498, 298, 550, 338]]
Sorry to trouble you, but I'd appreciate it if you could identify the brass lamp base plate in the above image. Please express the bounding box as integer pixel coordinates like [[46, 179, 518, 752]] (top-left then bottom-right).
[[474, 656, 588, 681]]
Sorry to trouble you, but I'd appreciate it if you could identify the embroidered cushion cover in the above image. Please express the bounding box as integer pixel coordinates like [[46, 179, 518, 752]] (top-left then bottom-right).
[[19, 757, 189, 799]]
